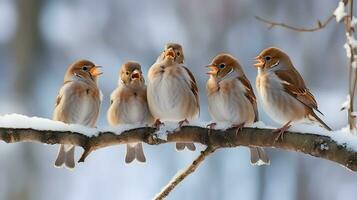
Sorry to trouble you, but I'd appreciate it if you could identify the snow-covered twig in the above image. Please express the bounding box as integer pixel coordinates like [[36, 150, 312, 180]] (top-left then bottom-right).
[[1, 126, 357, 172], [334, 1, 347, 22], [154, 146, 217, 200], [342, 0, 357, 130]]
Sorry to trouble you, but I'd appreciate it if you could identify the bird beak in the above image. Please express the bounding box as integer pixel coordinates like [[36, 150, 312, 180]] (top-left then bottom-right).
[[165, 48, 176, 59], [90, 66, 103, 76], [131, 69, 141, 79], [253, 56, 264, 68], [206, 65, 218, 75]]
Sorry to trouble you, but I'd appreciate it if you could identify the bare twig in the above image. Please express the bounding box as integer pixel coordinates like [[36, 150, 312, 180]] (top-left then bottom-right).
[[255, 15, 334, 32], [0, 126, 357, 171], [154, 146, 218, 200]]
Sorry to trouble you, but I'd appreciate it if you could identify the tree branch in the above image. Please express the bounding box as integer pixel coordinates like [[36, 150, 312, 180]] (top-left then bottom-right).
[[0, 126, 356, 171], [154, 146, 218, 200], [255, 15, 334, 32]]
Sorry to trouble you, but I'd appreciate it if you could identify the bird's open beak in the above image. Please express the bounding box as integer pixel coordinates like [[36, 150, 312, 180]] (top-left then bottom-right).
[[90, 66, 103, 76], [165, 48, 176, 59], [254, 56, 264, 68], [206, 65, 219, 75], [131, 69, 141, 79]]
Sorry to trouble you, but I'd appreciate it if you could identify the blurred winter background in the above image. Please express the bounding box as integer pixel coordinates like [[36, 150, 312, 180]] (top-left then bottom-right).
[[0, 0, 356, 199]]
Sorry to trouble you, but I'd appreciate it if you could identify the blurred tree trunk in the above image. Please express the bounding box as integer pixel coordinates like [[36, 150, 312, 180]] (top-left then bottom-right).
[[10, 0, 45, 200], [12, 0, 45, 114]]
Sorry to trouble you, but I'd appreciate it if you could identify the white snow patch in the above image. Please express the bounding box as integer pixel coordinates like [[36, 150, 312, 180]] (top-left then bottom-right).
[[0, 114, 98, 136], [151, 119, 208, 141], [320, 143, 329, 151], [344, 43, 352, 58], [352, 16, 357, 27], [347, 33, 357, 49], [334, 1, 347, 22], [155, 130, 168, 141], [341, 95, 351, 110], [152, 121, 182, 141], [289, 123, 357, 151], [352, 61, 357, 69], [252, 159, 270, 166]]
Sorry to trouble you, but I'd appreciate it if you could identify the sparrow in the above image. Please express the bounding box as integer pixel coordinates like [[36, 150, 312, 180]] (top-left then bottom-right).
[[206, 53, 269, 165], [53, 59, 102, 169], [254, 47, 332, 141], [107, 61, 153, 163], [147, 43, 199, 151]]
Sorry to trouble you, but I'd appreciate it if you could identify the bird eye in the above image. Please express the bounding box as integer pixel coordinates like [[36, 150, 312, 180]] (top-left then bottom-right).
[[82, 66, 88, 71], [176, 52, 181, 56], [219, 63, 225, 69], [265, 56, 271, 61], [126, 71, 129, 75]]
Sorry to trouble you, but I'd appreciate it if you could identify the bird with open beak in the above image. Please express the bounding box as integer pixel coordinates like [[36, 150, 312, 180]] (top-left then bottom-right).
[[206, 53, 269, 165], [155, 43, 185, 64], [147, 43, 199, 151], [108, 61, 153, 163], [254, 47, 332, 141], [53, 60, 102, 169]]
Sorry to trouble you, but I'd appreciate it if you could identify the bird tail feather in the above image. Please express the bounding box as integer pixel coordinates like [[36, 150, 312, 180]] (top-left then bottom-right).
[[310, 112, 332, 131], [176, 143, 196, 151]]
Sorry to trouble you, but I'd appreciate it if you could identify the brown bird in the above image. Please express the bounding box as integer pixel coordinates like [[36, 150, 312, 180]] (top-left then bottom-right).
[[147, 43, 199, 151], [206, 53, 269, 165], [107, 61, 153, 163], [53, 60, 102, 169], [254, 47, 332, 141]]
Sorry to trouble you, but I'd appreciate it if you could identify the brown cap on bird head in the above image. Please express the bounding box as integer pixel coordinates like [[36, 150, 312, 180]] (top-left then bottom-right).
[[254, 47, 291, 69], [65, 59, 102, 82], [207, 53, 243, 78]]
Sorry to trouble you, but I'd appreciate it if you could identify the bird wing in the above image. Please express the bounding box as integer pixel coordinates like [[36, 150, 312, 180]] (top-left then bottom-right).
[[107, 87, 125, 125], [182, 66, 200, 110], [55, 81, 72, 108], [53, 81, 100, 127], [238, 75, 259, 122], [274, 69, 322, 114]]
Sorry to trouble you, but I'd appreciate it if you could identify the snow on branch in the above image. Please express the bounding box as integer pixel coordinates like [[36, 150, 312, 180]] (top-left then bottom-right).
[[2, 114, 357, 199], [0, 117, 357, 171]]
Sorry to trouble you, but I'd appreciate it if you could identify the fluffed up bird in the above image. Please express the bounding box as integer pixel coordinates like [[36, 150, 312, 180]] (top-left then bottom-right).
[[147, 43, 199, 151], [53, 60, 102, 169], [254, 47, 332, 141], [206, 53, 270, 165], [108, 61, 153, 163]]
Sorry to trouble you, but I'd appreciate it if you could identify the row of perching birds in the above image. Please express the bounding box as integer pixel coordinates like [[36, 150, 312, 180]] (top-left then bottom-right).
[[53, 43, 332, 169]]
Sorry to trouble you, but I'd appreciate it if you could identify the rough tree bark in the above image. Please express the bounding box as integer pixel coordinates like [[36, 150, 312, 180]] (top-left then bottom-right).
[[0, 126, 356, 171]]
